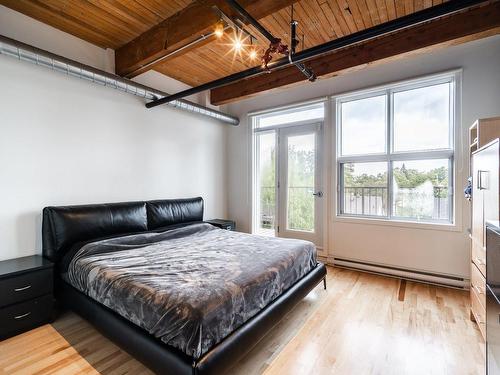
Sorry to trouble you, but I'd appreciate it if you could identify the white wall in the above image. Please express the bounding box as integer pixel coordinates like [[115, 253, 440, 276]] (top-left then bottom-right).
[[225, 35, 500, 278], [0, 6, 228, 261]]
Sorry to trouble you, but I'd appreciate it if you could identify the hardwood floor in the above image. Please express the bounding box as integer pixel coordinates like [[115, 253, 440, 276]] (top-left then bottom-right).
[[0, 267, 485, 375]]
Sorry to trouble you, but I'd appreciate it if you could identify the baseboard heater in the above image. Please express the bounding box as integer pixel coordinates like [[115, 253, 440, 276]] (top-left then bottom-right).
[[332, 257, 468, 289]]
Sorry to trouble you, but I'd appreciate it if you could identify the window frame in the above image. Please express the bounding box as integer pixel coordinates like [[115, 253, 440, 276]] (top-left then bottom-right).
[[250, 100, 326, 236], [335, 72, 458, 225]]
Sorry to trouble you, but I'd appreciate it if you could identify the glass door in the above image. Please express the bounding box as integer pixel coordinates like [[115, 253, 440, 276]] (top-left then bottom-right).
[[254, 121, 323, 245], [278, 123, 323, 245]]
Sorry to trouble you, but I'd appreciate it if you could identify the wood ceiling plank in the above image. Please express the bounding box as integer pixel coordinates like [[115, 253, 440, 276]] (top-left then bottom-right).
[[423, 0, 434, 9], [336, 0, 361, 33], [138, 0, 192, 20], [414, 0, 425, 11], [85, 0, 155, 32], [314, 1, 342, 38], [384, 0, 397, 20], [0, 0, 122, 48], [125, 0, 167, 23], [365, 0, 382, 25], [211, 2, 500, 105], [115, 0, 299, 78], [293, 2, 323, 45], [328, 0, 356, 35], [262, 11, 291, 43], [55, 0, 141, 39], [310, 0, 339, 39], [375, 0, 389, 23], [404, 0, 415, 14], [355, 0, 374, 27], [345, 0, 366, 29], [300, 1, 333, 42], [395, 0, 406, 18]]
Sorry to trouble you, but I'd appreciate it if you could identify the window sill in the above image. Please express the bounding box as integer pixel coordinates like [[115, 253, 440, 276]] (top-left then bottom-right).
[[333, 215, 462, 232]]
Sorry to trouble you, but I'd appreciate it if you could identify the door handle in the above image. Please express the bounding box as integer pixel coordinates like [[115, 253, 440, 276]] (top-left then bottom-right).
[[14, 312, 31, 320], [14, 285, 32, 292], [478, 170, 489, 190], [313, 191, 323, 197]]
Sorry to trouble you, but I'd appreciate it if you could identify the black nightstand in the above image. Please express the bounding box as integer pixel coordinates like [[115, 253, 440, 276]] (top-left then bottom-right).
[[205, 219, 236, 231], [0, 255, 54, 340]]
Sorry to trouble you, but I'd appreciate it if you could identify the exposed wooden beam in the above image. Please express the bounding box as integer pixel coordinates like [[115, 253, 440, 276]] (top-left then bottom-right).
[[210, 2, 500, 105], [115, 0, 297, 78]]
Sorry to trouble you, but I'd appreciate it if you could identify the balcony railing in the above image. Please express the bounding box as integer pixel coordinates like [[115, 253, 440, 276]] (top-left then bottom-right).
[[343, 186, 387, 216], [343, 186, 449, 220], [259, 185, 450, 229], [260, 186, 276, 230]]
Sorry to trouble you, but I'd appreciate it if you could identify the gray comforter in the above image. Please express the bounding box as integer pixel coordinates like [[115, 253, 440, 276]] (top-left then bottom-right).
[[66, 223, 317, 359]]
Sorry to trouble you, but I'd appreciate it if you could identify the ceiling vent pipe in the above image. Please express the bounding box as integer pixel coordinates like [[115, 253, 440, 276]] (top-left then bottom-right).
[[0, 34, 239, 125]]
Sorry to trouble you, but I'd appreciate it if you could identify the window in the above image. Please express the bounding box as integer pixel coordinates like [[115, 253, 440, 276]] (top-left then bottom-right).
[[336, 74, 456, 223], [254, 102, 324, 129]]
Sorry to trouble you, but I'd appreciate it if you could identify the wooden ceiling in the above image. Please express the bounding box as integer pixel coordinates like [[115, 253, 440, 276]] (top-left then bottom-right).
[[0, 0, 193, 49], [0, 0, 498, 104], [1, 0, 446, 86], [155, 0, 448, 86]]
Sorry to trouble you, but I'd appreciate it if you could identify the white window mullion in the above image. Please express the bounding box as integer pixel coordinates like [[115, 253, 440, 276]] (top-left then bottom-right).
[[387, 89, 394, 219]]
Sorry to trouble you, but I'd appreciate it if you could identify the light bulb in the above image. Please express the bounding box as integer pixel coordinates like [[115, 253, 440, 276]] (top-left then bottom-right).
[[234, 39, 243, 51], [214, 23, 224, 38], [249, 49, 258, 60]]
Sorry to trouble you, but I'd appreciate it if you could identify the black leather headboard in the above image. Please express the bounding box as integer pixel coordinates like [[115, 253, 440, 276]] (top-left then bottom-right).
[[42, 197, 204, 263], [147, 198, 204, 229]]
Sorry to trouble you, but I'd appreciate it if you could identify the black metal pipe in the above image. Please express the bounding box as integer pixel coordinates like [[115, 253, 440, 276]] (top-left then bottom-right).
[[225, 0, 277, 43], [289, 19, 316, 82], [146, 0, 485, 109], [226, 0, 314, 81], [290, 20, 298, 54]]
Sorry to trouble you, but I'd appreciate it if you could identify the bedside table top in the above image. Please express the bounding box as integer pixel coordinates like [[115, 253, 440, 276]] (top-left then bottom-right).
[[0, 255, 53, 279], [206, 219, 235, 225]]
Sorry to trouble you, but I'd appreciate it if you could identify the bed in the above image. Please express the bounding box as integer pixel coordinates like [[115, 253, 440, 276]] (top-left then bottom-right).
[[42, 197, 327, 375]]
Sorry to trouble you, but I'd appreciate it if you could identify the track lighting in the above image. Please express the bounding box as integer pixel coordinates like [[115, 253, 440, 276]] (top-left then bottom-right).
[[214, 22, 224, 38]]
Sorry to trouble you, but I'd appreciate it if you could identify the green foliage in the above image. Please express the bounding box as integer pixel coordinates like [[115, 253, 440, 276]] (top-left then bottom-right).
[[260, 148, 276, 229], [259, 145, 316, 231], [393, 165, 448, 198], [287, 146, 314, 231], [343, 163, 448, 198]]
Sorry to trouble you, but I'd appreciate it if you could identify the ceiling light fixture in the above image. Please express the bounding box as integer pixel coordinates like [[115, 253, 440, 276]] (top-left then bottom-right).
[[249, 49, 258, 60], [233, 37, 243, 51], [214, 21, 225, 38]]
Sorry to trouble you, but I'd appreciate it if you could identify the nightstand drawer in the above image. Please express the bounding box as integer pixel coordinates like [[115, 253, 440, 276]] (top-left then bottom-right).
[[0, 269, 53, 308], [0, 294, 53, 339]]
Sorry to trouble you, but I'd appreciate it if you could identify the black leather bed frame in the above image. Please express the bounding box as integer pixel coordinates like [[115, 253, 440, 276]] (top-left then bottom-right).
[[42, 197, 327, 375]]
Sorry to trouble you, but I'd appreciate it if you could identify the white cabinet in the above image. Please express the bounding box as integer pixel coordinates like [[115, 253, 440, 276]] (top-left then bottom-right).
[[472, 140, 500, 250], [470, 139, 499, 339]]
